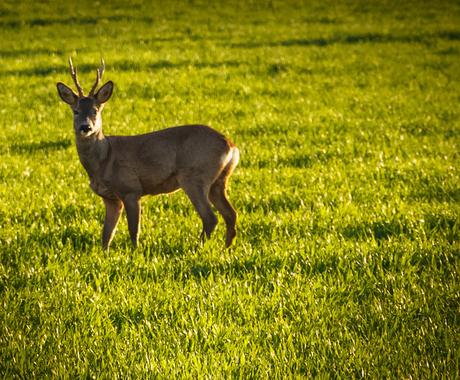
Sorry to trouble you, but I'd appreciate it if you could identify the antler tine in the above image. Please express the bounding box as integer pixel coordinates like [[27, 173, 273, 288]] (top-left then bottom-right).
[[68, 57, 84, 97], [89, 58, 105, 96]]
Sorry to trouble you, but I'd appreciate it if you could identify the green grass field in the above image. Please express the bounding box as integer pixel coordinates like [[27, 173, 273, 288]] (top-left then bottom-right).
[[1, 0, 459, 377]]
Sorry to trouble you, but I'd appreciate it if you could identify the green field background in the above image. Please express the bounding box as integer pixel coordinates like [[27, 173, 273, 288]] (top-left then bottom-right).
[[0, 0, 459, 378]]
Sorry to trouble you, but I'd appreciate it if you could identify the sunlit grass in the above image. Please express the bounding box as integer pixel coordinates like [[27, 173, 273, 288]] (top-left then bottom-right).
[[0, 0, 459, 378]]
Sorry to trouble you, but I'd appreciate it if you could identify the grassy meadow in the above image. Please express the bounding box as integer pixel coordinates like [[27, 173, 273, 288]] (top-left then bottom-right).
[[0, 0, 459, 377]]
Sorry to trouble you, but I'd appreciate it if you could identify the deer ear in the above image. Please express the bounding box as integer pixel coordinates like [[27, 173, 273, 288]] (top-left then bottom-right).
[[95, 81, 113, 104], [57, 82, 78, 106]]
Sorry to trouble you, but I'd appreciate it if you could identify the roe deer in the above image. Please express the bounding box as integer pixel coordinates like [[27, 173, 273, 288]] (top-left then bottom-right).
[[57, 58, 239, 249]]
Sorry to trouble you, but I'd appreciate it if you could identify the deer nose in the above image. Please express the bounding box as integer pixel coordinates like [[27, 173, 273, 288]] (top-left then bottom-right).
[[80, 124, 91, 133]]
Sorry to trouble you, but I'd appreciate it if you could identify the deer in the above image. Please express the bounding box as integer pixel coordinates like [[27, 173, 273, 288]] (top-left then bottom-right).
[[56, 58, 239, 250]]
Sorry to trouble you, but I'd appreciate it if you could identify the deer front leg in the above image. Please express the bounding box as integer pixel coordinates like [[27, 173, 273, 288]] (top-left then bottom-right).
[[123, 194, 141, 248], [102, 198, 123, 250]]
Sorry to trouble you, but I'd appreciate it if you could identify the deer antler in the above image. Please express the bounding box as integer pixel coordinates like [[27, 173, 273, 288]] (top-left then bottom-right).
[[89, 59, 105, 97], [68, 57, 84, 97]]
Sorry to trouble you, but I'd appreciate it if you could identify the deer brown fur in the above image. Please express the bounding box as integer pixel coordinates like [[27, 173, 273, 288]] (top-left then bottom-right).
[[57, 58, 239, 249]]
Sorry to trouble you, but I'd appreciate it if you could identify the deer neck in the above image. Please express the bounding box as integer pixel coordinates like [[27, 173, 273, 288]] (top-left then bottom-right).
[[76, 130, 110, 179]]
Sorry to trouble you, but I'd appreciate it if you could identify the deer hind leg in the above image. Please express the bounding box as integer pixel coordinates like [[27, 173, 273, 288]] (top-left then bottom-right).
[[102, 198, 124, 250], [180, 180, 218, 243], [122, 194, 141, 248], [209, 178, 237, 248]]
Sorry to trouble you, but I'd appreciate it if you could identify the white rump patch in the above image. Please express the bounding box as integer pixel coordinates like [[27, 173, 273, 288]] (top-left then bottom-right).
[[221, 147, 239, 170]]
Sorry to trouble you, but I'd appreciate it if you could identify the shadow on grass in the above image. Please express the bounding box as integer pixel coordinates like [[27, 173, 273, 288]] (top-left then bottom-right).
[[0, 48, 65, 58], [252, 152, 338, 169], [0, 59, 244, 77], [0, 62, 105, 77], [342, 220, 410, 241], [1, 227, 95, 260], [10, 139, 71, 154], [185, 250, 345, 282], [58, 227, 96, 250], [115, 59, 243, 71], [230, 31, 460, 48], [409, 183, 460, 203], [343, 214, 458, 244], [0, 15, 153, 29]]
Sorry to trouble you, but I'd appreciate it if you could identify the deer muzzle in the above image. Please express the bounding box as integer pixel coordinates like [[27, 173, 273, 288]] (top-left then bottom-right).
[[79, 124, 91, 134]]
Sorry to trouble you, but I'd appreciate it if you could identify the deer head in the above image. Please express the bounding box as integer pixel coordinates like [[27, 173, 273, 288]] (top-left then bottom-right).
[[57, 58, 113, 138]]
